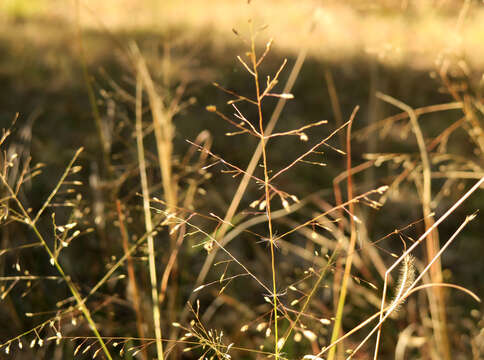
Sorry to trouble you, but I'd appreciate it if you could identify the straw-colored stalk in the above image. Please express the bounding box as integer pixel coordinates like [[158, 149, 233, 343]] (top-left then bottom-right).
[[135, 71, 165, 360], [327, 106, 359, 360], [376, 92, 450, 360], [0, 149, 113, 360]]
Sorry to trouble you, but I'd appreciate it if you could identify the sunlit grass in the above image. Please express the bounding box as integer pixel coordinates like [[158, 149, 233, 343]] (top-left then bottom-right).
[[0, 1, 483, 359], [3, 0, 484, 69]]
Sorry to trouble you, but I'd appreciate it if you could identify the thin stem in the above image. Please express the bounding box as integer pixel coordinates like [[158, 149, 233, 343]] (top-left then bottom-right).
[[248, 23, 279, 358], [280, 251, 337, 349], [317, 198, 481, 359], [135, 73, 165, 360], [327, 106, 359, 360], [372, 176, 484, 359], [0, 153, 113, 360], [376, 92, 450, 360], [115, 199, 148, 360], [181, 21, 312, 325], [33, 148, 83, 224], [74, 0, 112, 175]]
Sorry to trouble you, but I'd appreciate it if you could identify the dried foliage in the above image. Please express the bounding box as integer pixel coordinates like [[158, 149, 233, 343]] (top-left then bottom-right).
[[1, 1, 483, 360]]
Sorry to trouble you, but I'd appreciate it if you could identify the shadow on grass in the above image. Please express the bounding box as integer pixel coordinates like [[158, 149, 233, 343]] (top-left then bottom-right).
[[0, 15, 482, 359]]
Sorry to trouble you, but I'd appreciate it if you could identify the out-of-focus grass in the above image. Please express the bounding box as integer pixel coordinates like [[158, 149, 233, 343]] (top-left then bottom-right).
[[1, 0, 481, 194], [1, 0, 48, 19], [0, 0, 476, 185], [3, 0, 484, 69]]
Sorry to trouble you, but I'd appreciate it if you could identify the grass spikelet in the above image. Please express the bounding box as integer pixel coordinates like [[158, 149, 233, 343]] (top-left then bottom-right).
[[390, 255, 416, 313]]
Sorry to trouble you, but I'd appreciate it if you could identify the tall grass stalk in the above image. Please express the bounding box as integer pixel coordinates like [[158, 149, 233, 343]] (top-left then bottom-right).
[[0, 148, 113, 360], [115, 198, 148, 360], [248, 26, 280, 359], [327, 106, 359, 360], [74, 0, 112, 175], [316, 178, 483, 359], [182, 18, 315, 327], [376, 92, 450, 360], [133, 44, 177, 214], [135, 70, 165, 360], [371, 176, 484, 359]]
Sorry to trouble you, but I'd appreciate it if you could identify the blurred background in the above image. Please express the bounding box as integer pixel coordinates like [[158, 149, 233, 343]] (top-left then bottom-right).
[[1, 0, 484, 164], [0, 0, 483, 359]]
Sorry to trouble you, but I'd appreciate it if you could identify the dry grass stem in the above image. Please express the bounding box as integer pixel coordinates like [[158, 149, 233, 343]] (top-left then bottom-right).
[[135, 72, 165, 360]]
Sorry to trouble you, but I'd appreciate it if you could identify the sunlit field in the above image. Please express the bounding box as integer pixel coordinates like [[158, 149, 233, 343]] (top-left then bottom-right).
[[1, 1, 483, 359]]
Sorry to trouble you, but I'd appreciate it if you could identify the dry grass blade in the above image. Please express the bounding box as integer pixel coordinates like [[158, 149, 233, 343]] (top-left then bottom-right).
[[131, 42, 177, 213], [372, 177, 484, 359], [115, 199, 148, 360], [376, 91, 450, 360], [135, 71, 165, 360]]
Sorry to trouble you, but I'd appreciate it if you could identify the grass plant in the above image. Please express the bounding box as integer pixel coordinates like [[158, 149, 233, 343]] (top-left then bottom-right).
[[1, 1, 484, 360]]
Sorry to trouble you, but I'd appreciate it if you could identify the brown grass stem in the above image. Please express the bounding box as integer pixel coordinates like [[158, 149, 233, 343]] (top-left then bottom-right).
[[324, 69, 345, 148], [354, 102, 463, 140], [248, 24, 279, 359], [115, 199, 148, 360], [376, 92, 450, 360], [159, 227, 185, 304]]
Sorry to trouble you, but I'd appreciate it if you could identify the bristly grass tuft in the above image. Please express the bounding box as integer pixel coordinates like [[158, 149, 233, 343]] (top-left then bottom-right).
[[389, 255, 416, 314]]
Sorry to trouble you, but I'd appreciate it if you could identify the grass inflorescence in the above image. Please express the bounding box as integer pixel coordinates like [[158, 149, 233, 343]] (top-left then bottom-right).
[[1, 1, 484, 359]]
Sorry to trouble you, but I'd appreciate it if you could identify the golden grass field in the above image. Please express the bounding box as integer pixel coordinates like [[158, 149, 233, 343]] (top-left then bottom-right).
[[3, 0, 484, 69]]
